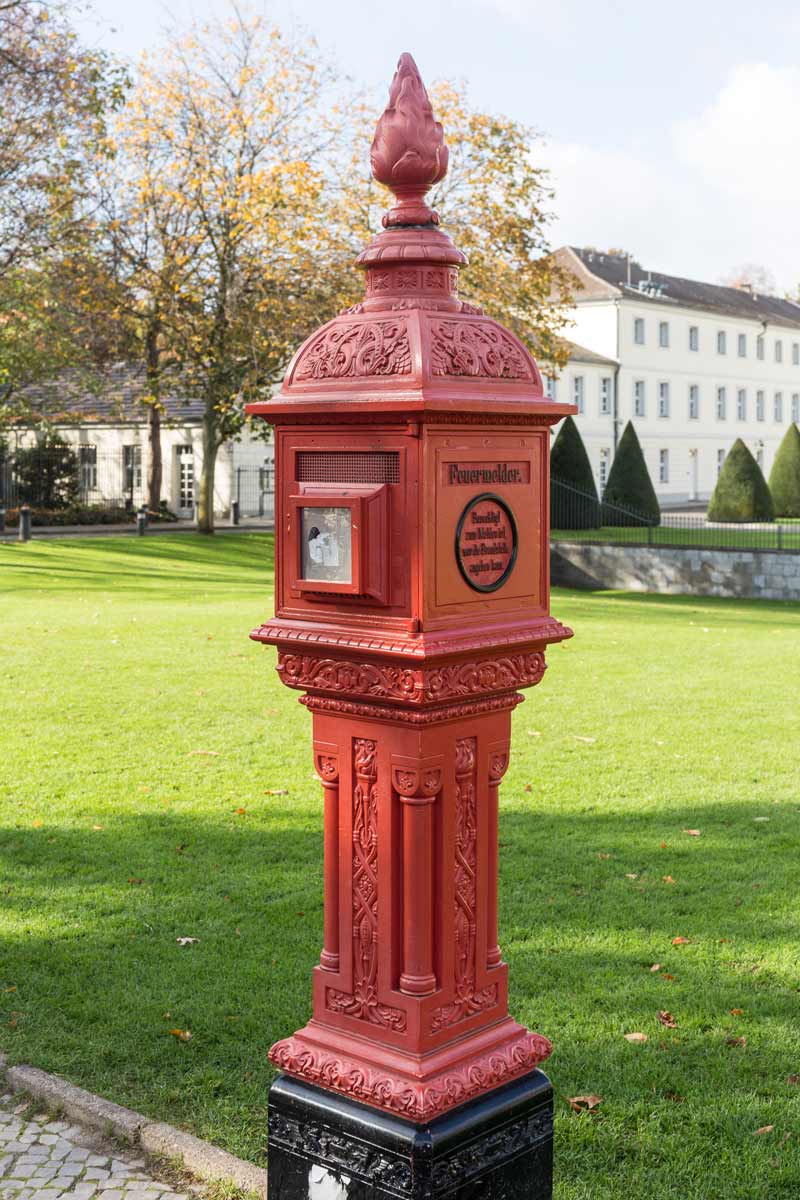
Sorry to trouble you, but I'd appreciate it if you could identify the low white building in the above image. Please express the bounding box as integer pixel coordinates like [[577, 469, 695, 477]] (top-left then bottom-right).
[[7, 365, 274, 519], [546, 247, 800, 503]]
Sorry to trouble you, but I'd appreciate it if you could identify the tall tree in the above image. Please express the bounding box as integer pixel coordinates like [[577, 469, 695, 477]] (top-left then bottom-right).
[[118, 12, 347, 532], [0, 0, 126, 279]]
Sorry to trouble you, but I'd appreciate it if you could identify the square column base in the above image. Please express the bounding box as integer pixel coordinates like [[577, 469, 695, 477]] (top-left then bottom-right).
[[268, 1069, 553, 1199]]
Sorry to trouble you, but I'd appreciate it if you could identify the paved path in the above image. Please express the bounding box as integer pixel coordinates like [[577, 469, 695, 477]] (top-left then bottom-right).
[[0, 1092, 194, 1200]]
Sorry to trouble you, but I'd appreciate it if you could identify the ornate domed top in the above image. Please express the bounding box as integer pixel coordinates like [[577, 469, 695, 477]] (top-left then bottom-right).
[[273, 53, 553, 406]]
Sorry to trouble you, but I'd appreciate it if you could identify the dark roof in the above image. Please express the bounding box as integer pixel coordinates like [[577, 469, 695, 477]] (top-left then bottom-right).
[[15, 364, 205, 424], [560, 247, 800, 331], [562, 338, 618, 367]]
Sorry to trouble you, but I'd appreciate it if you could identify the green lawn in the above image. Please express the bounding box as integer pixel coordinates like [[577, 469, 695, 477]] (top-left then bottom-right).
[[552, 525, 800, 550], [1, 534, 799, 1199]]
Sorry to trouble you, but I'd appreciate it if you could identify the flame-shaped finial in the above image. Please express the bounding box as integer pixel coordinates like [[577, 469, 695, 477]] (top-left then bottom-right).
[[370, 53, 449, 228]]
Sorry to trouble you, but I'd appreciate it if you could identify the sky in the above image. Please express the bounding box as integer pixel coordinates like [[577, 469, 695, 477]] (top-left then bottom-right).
[[81, 0, 800, 292]]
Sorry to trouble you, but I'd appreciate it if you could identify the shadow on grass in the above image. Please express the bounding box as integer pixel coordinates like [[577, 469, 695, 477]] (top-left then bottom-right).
[[0, 533, 275, 593]]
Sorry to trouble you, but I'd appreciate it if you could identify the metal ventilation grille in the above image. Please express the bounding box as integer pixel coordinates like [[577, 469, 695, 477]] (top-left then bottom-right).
[[296, 451, 400, 484]]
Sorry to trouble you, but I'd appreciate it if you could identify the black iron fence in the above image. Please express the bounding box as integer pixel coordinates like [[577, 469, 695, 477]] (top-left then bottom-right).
[[551, 478, 800, 552], [0, 446, 144, 524], [234, 464, 275, 520]]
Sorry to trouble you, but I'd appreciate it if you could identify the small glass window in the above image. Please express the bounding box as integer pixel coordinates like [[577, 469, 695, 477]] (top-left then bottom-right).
[[756, 335, 764, 360], [634, 318, 645, 345], [756, 390, 765, 421], [689, 325, 699, 352], [775, 340, 783, 363], [689, 384, 699, 420], [738, 333, 747, 357], [301, 507, 352, 584], [717, 330, 727, 355], [659, 321, 669, 348]]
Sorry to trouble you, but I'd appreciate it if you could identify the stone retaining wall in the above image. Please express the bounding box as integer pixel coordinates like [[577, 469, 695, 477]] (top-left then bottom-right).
[[551, 541, 800, 601]]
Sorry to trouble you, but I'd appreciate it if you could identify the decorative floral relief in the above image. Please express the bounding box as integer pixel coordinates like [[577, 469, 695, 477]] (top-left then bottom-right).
[[269, 1113, 414, 1192], [277, 651, 546, 704], [325, 738, 406, 1033], [429, 319, 534, 380], [268, 1031, 552, 1121], [430, 738, 498, 1033], [302, 693, 524, 726], [294, 319, 411, 381]]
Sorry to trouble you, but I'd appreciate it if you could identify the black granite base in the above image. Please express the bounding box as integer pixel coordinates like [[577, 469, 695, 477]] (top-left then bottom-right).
[[267, 1069, 553, 1199]]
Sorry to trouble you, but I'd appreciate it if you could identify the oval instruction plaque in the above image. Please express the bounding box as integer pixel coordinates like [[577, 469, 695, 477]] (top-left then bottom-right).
[[455, 493, 518, 592]]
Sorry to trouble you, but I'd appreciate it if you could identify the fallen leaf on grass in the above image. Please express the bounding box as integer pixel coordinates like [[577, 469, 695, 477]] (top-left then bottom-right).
[[626, 873, 638, 880], [176, 937, 199, 947], [528, 730, 542, 737], [597, 852, 612, 860], [660, 842, 668, 849], [13, 1102, 28, 1115], [573, 735, 596, 744], [524, 784, 532, 793], [650, 963, 662, 972], [32, 820, 43, 829], [265, 788, 289, 796], [753, 816, 770, 822], [662, 875, 676, 884], [672, 936, 690, 945], [92, 824, 104, 831], [169, 1028, 192, 1042], [657, 1011, 677, 1028], [567, 1094, 603, 1113], [660, 973, 675, 981], [730, 1008, 744, 1016], [4, 985, 17, 993], [682, 829, 701, 837], [234, 807, 248, 816], [624, 1032, 648, 1043], [726, 1036, 747, 1047], [187, 750, 220, 757], [787, 1075, 799, 1085], [127, 877, 143, 886], [664, 1092, 685, 1102], [754, 1125, 775, 1136]]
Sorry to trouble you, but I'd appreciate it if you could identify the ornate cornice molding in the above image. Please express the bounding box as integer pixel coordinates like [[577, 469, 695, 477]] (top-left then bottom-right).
[[300, 692, 524, 725], [268, 1030, 552, 1121]]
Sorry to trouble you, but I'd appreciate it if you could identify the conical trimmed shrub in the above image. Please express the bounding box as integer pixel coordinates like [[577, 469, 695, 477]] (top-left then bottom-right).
[[602, 421, 660, 526], [708, 438, 774, 522], [550, 416, 599, 529], [768, 423, 800, 517]]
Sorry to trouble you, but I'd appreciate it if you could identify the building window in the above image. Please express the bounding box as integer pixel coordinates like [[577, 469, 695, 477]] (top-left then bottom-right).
[[78, 444, 97, 492], [634, 379, 646, 417], [793, 343, 799, 366], [737, 389, 747, 421], [717, 330, 727, 355], [716, 386, 727, 420], [659, 449, 669, 484], [544, 374, 557, 400], [775, 339, 783, 363], [757, 335, 765, 360], [792, 393, 800, 423], [774, 391, 783, 422], [123, 445, 142, 493], [659, 321, 669, 348], [658, 381, 670, 418], [600, 376, 612, 415], [738, 333, 747, 357], [634, 317, 645, 345], [599, 448, 610, 491], [572, 375, 584, 413], [756, 390, 765, 421], [688, 384, 700, 420], [717, 448, 726, 477], [689, 325, 699, 352]]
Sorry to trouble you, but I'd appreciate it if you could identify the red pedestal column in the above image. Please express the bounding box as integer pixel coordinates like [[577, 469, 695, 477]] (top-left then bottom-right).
[[248, 52, 575, 1133]]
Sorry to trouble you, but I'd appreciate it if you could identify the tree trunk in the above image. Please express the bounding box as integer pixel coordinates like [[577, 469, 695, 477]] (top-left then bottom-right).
[[198, 411, 218, 534], [147, 403, 162, 513], [145, 317, 163, 514]]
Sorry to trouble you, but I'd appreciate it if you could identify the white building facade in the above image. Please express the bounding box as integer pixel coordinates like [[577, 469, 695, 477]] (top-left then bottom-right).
[[9, 365, 275, 519], [547, 247, 800, 503]]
